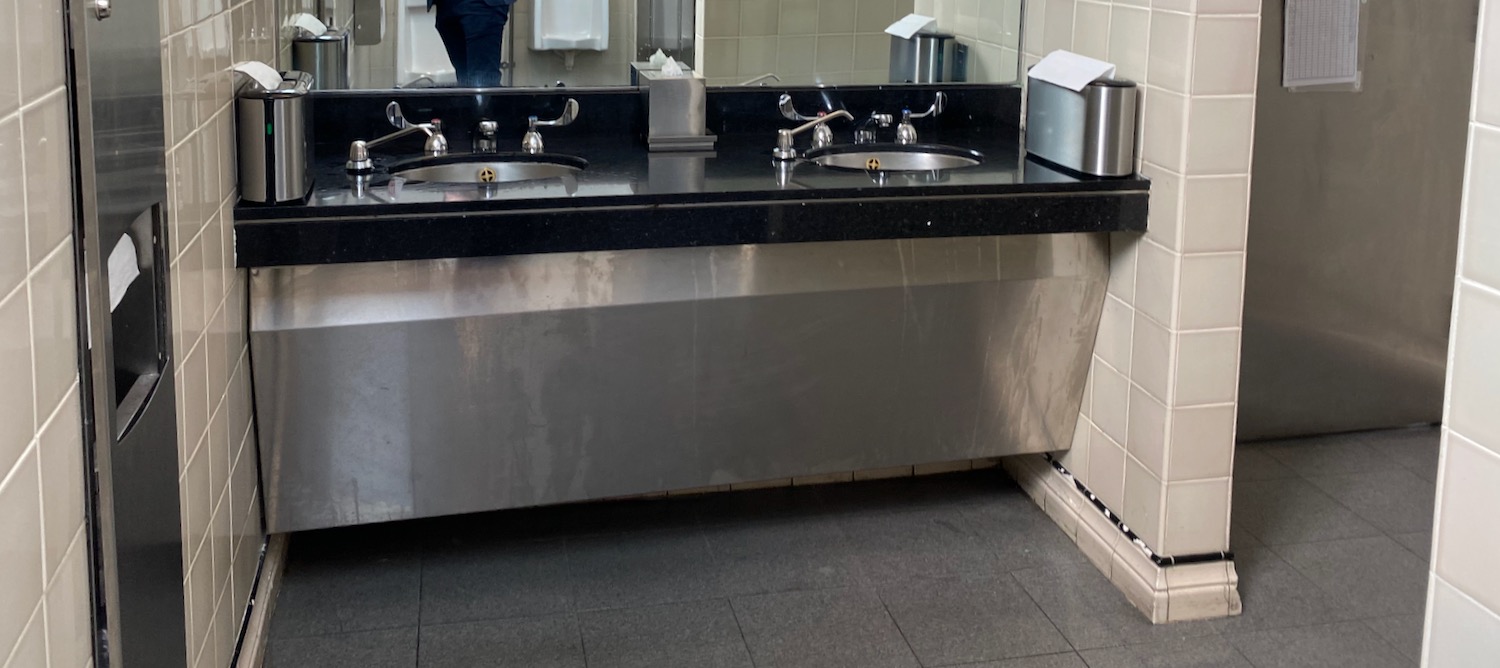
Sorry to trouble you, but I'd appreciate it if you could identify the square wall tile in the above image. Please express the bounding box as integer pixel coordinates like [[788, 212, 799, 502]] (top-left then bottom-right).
[[1122, 454, 1164, 549], [1126, 384, 1167, 477], [16, 0, 66, 103], [1143, 88, 1188, 172], [1168, 404, 1235, 480], [1133, 239, 1178, 329], [1088, 425, 1127, 511], [1176, 252, 1244, 330], [1435, 432, 1500, 615], [1130, 310, 1172, 402], [29, 244, 78, 427], [1181, 175, 1250, 253], [38, 385, 83, 580], [1447, 284, 1500, 451], [1094, 295, 1134, 375], [1071, 1, 1111, 61], [1185, 95, 1255, 175], [1041, 0, 1075, 53], [1021, 0, 1045, 56], [1091, 358, 1130, 446], [0, 115, 24, 309], [1107, 5, 1149, 82], [1058, 412, 1091, 476], [1107, 232, 1139, 302], [0, 449, 43, 661], [1197, 0, 1260, 13], [1461, 124, 1500, 290], [856, 0, 896, 33], [1162, 478, 1229, 555], [0, 0, 19, 117], [0, 287, 34, 476], [1173, 328, 1239, 406], [1141, 163, 1182, 251], [1191, 15, 1258, 95], [740, 0, 779, 35], [22, 92, 73, 269], [1473, 0, 1500, 127], [1425, 575, 1500, 667], [46, 531, 93, 668], [1146, 9, 1192, 94], [817, 0, 857, 33]]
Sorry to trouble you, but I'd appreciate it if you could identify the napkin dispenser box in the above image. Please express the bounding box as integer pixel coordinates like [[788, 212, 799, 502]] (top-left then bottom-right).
[[1025, 75, 1138, 177]]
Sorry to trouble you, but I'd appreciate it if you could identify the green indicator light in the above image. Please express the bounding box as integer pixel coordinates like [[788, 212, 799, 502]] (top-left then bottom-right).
[[266, 123, 273, 135]]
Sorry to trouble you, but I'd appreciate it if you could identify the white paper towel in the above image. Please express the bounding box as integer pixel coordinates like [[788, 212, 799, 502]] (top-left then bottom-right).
[[1029, 50, 1117, 92], [106, 234, 140, 312], [661, 57, 685, 77], [289, 12, 328, 36], [885, 14, 937, 39], [232, 61, 283, 90]]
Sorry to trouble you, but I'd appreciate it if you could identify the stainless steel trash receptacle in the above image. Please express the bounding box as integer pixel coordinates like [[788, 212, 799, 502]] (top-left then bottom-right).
[[236, 71, 314, 204], [291, 29, 350, 90], [1025, 75, 1139, 177], [889, 33, 962, 83]]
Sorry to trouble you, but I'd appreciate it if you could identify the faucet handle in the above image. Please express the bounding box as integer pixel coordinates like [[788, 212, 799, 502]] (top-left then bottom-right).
[[424, 119, 448, 156], [530, 98, 580, 128], [779, 94, 822, 122], [906, 91, 947, 119], [386, 101, 412, 129]]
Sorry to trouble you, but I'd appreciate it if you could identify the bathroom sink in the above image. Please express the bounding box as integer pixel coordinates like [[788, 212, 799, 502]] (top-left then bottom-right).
[[389, 153, 587, 184], [804, 144, 983, 172]]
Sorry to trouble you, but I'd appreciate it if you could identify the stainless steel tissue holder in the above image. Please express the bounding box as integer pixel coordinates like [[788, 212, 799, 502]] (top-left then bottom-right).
[[1026, 76, 1138, 177]]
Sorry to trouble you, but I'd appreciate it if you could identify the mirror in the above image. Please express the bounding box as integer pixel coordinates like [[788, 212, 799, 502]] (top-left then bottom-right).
[[276, 0, 1022, 89]]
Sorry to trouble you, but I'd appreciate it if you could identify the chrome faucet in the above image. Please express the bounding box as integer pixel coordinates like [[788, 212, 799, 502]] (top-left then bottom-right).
[[521, 98, 580, 155], [738, 73, 781, 86], [895, 92, 947, 145], [854, 112, 894, 145], [345, 101, 448, 172], [773, 110, 854, 160], [779, 95, 841, 152], [475, 120, 498, 153]]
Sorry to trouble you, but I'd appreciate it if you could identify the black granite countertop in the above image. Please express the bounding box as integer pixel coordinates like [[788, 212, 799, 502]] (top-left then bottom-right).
[[234, 88, 1148, 267]]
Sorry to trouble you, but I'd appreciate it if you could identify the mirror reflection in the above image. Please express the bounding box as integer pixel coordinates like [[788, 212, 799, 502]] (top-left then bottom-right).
[[277, 0, 1022, 89]]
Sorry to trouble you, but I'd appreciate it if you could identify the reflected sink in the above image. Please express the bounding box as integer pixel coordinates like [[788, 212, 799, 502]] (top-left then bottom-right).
[[390, 153, 587, 184], [804, 144, 983, 172]]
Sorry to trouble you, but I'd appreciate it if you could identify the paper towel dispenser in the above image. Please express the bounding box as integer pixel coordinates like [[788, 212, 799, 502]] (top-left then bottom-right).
[[1025, 75, 1139, 178]]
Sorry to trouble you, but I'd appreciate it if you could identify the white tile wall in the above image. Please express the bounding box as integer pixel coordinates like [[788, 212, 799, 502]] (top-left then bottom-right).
[[1021, 0, 1260, 559], [164, 0, 269, 663], [699, 0, 921, 85], [0, 2, 93, 664], [1424, 0, 1500, 660]]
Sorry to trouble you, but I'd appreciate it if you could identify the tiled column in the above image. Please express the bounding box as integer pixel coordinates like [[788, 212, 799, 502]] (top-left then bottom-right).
[[1005, 0, 1261, 622], [0, 0, 97, 663], [1422, 0, 1500, 661], [161, 0, 272, 662]]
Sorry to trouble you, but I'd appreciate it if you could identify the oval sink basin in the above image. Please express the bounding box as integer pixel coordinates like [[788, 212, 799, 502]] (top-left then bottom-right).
[[804, 144, 983, 172], [390, 153, 587, 184]]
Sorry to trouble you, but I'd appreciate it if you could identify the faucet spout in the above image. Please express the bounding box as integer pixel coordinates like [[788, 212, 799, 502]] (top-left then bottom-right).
[[773, 109, 854, 160]]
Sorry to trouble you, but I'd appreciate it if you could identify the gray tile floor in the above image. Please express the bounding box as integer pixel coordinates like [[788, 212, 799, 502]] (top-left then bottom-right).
[[265, 426, 1438, 668]]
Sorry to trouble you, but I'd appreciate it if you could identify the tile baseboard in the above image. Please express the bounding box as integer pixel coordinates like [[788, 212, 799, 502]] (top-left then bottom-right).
[[1003, 453, 1243, 624], [235, 533, 288, 668]]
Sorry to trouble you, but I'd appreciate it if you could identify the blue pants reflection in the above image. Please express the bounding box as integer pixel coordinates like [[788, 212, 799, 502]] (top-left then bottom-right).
[[435, 0, 509, 87]]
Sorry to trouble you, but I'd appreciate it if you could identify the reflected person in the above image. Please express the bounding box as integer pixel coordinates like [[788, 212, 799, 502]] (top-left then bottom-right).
[[430, 0, 515, 87]]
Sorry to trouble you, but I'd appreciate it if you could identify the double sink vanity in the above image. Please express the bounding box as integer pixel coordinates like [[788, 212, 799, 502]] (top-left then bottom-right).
[[234, 83, 1148, 533]]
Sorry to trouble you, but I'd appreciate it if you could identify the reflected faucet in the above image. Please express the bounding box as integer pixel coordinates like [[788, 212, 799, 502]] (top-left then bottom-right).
[[738, 73, 781, 86]]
